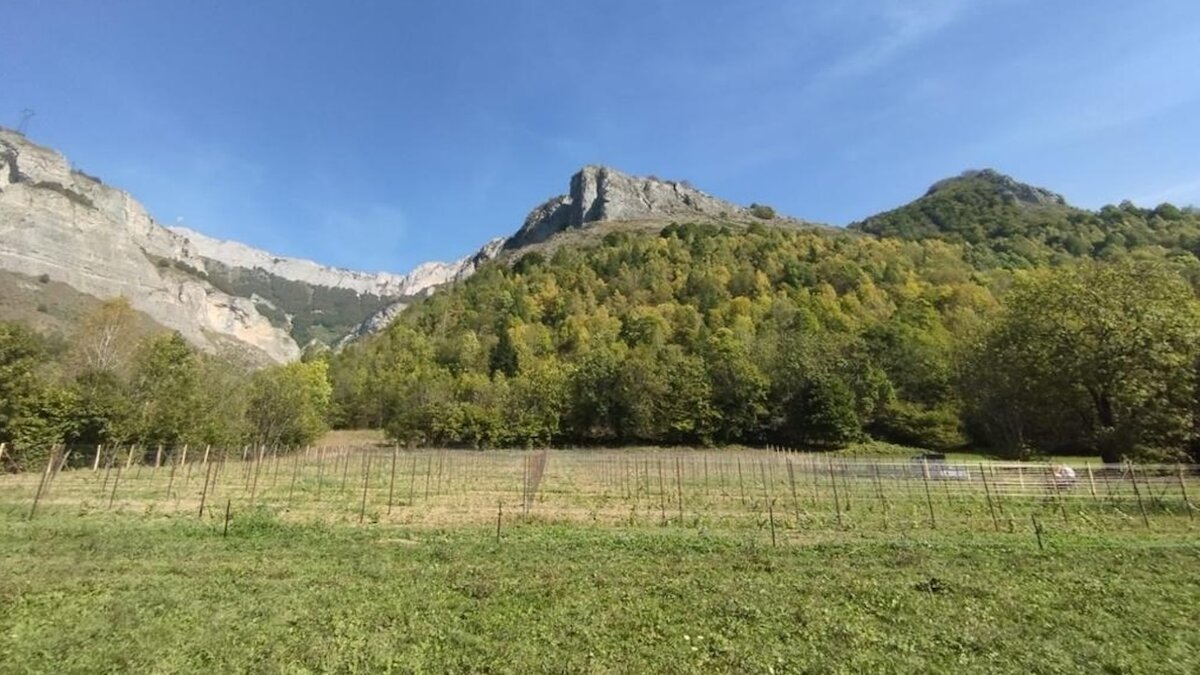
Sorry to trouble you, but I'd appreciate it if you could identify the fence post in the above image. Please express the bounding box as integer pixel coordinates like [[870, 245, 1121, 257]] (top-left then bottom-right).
[[828, 457, 843, 528], [980, 463, 999, 531], [28, 448, 59, 520], [1177, 464, 1193, 521], [1129, 461, 1150, 529], [93, 444, 103, 471], [921, 458, 937, 529], [387, 445, 399, 515], [1085, 462, 1097, 500]]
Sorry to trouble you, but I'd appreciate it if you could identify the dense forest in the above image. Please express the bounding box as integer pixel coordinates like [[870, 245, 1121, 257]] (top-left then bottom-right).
[[329, 174, 1200, 461], [4, 172, 1200, 465]]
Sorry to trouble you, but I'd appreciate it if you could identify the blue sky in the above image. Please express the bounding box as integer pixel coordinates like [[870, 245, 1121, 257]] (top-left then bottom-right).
[[7, 1, 1200, 272]]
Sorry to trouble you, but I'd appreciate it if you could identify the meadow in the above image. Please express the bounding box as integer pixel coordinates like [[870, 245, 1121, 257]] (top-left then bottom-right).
[[1, 445, 1198, 673]]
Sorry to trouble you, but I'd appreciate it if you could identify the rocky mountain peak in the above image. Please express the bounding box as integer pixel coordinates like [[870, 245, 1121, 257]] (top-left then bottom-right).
[[505, 165, 747, 249], [926, 168, 1067, 207]]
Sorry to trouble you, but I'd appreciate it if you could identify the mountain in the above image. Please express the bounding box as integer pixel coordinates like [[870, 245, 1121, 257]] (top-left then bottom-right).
[[502, 165, 812, 254], [0, 128, 493, 362], [849, 168, 1077, 245]]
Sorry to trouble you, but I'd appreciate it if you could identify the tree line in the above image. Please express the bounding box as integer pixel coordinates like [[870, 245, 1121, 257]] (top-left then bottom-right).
[[330, 200, 1200, 462], [0, 299, 331, 470]]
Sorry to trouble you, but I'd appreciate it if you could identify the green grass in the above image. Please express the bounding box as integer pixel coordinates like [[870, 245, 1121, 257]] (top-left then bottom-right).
[[1, 507, 1197, 673]]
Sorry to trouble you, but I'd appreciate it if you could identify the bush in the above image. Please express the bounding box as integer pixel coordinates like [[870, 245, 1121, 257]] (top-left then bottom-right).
[[749, 203, 776, 220]]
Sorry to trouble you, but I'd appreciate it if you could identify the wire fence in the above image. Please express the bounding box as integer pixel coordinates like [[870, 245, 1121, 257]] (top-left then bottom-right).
[[2, 443, 1196, 537]]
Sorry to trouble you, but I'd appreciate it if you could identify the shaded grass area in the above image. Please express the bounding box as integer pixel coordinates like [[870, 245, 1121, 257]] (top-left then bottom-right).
[[1, 508, 1197, 673]]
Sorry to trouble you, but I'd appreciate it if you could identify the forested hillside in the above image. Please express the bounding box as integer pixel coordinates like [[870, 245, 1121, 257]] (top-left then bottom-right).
[[331, 173, 1200, 461]]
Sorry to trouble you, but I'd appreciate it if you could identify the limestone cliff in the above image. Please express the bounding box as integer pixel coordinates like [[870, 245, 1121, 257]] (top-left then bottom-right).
[[0, 129, 491, 362], [504, 165, 749, 249]]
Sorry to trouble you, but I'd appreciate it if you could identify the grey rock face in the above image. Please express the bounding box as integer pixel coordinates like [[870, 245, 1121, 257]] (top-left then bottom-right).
[[505, 165, 747, 248], [0, 129, 499, 361]]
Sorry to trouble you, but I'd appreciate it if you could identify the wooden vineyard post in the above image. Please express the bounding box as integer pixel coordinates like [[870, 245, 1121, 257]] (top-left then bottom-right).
[[201, 445, 211, 469], [872, 461, 889, 530], [657, 459, 667, 525], [921, 458, 937, 529], [703, 454, 709, 497], [359, 452, 372, 524], [249, 446, 264, 507], [496, 501, 503, 544], [387, 445, 399, 515], [737, 457, 746, 505], [315, 447, 325, 501], [675, 456, 685, 523], [1129, 461, 1150, 529], [425, 454, 433, 502], [1031, 514, 1044, 552], [340, 449, 351, 493], [1085, 462, 1097, 500], [759, 461, 771, 505], [125, 445, 136, 470], [199, 456, 214, 518], [980, 463, 999, 531], [1178, 464, 1194, 521], [787, 458, 799, 522], [108, 462, 123, 510], [0, 442, 6, 467], [180, 444, 189, 469], [287, 451, 301, 511], [1050, 466, 1069, 525], [223, 499, 232, 537], [28, 448, 59, 520], [409, 454, 418, 506], [101, 447, 116, 494], [93, 444, 103, 471], [165, 449, 178, 500], [828, 457, 843, 529], [155, 444, 163, 469], [768, 498, 777, 547]]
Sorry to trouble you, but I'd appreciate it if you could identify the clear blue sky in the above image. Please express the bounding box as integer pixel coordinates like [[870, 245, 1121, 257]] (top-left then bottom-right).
[[7, 1, 1200, 273]]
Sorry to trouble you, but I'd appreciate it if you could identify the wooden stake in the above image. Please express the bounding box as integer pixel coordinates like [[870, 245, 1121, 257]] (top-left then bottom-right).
[[92, 444, 103, 471], [675, 455, 684, 523], [1031, 514, 1044, 551], [287, 451, 300, 510], [657, 458, 666, 525], [108, 462, 123, 509], [28, 448, 58, 520], [768, 498, 777, 547], [359, 452, 372, 524], [1050, 466, 1069, 525], [980, 463, 998, 531], [249, 446, 264, 507], [920, 458, 936, 529], [387, 445, 399, 515], [315, 446, 325, 501], [165, 449, 178, 500], [828, 458, 842, 528], [223, 499, 232, 536], [496, 500, 503, 544], [199, 456, 214, 518], [1178, 464, 1194, 521], [1085, 462, 1097, 500], [409, 454, 417, 505], [737, 457, 746, 505], [872, 461, 889, 529], [787, 458, 799, 522], [1129, 461, 1150, 529], [155, 444, 163, 469]]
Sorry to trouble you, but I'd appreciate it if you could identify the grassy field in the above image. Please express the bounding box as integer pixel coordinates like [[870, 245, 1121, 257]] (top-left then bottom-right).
[[1, 447, 1198, 673]]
